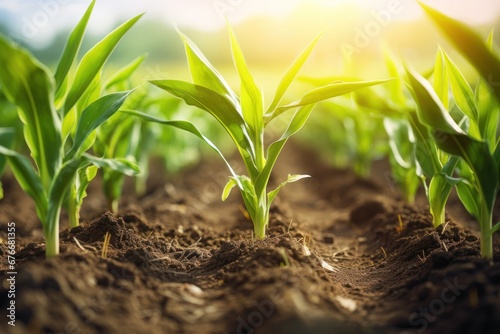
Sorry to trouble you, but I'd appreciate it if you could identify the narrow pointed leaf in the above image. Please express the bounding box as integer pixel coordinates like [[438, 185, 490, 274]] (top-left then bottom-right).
[[105, 54, 147, 90], [419, 2, 500, 102], [267, 34, 322, 113], [433, 48, 449, 109], [406, 67, 498, 213], [384, 48, 407, 106], [54, 0, 95, 93], [122, 109, 242, 187], [179, 31, 238, 105], [228, 24, 263, 140], [222, 177, 238, 201], [63, 13, 143, 114], [150, 79, 257, 175], [82, 154, 140, 176], [441, 50, 478, 121], [267, 174, 310, 207], [67, 90, 134, 159], [491, 222, 500, 235], [267, 79, 390, 123], [255, 104, 316, 197], [405, 67, 465, 134]]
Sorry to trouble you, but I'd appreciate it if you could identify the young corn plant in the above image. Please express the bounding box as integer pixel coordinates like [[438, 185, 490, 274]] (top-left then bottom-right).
[[92, 54, 149, 213], [367, 50, 458, 226], [407, 3, 500, 260], [0, 1, 141, 257], [126, 26, 388, 238]]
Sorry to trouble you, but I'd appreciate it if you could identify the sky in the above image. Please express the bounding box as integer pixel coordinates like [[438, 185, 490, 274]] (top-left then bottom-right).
[[1, 0, 500, 47]]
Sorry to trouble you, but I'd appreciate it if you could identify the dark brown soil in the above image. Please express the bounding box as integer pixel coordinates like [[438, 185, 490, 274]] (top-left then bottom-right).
[[1, 143, 499, 334]]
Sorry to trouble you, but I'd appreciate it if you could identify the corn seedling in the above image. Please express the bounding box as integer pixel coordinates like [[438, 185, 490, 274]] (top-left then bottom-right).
[[125, 26, 388, 238], [92, 54, 148, 213], [0, 1, 140, 257], [366, 50, 458, 227], [404, 3, 500, 260]]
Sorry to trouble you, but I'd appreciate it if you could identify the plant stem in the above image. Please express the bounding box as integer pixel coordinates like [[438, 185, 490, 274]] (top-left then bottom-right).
[[254, 218, 267, 239], [252, 199, 268, 239], [479, 203, 493, 260], [431, 207, 445, 228], [67, 186, 80, 228], [44, 215, 60, 258]]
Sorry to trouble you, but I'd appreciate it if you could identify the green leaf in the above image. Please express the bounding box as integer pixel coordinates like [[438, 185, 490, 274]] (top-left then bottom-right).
[[0, 35, 62, 188], [105, 54, 147, 90], [491, 222, 500, 235], [82, 154, 140, 176], [419, 2, 500, 102], [406, 66, 498, 213], [0, 128, 15, 172], [222, 177, 238, 201], [383, 118, 415, 169], [433, 48, 449, 109], [428, 157, 459, 227], [456, 178, 480, 219], [405, 66, 464, 135], [255, 104, 316, 197], [67, 90, 134, 159], [383, 48, 407, 106], [54, 0, 95, 93], [434, 130, 497, 212], [228, 23, 264, 153], [122, 109, 242, 187], [266, 34, 322, 114], [407, 111, 441, 177], [0, 145, 47, 222], [267, 79, 390, 123], [179, 31, 238, 106], [150, 79, 257, 176], [77, 165, 98, 203], [441, 49, 478, 122], [267, 174, 310, 207], [63, 13, 143, 115]]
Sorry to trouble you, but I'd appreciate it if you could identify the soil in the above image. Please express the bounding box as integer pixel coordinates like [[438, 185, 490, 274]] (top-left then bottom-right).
[[1, 142, 499, 334]]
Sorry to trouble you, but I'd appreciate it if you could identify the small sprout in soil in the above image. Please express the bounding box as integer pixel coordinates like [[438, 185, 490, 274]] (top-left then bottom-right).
[[279, 248, 292, 268]]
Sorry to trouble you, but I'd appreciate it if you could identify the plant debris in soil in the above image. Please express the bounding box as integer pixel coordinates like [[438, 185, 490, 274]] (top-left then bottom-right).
[[1, 143, 499, 334]]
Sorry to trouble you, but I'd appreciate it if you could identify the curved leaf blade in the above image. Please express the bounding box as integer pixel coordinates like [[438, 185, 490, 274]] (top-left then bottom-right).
[[54, 0, 95, 93], [179, 30, 238, 106], [63, 13, 143, 114], [67, 90, 134, 159], [150, 79, 257, 175], [267, 79, 390, 123], [105, 54, 147, 90], [228, 24, 263, 145], [255, 104, 316, 197], [267, 34, 322, 114], [419, 2, 500, 102], [122, 109, 242, 187], [0, 35, 62, 187]]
